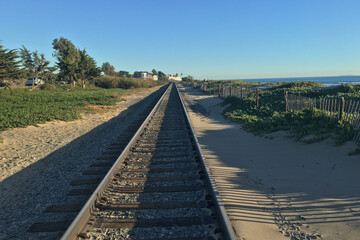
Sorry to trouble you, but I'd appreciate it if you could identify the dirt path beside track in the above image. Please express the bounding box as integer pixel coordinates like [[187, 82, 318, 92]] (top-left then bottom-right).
[[179, 84, 360, 240]]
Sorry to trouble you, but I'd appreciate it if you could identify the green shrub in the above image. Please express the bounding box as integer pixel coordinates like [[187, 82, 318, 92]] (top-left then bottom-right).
[[214, 80, 360, 145], [40, 84, 57, 91], [94, 75, 159, 89], [223, 94, 356, 145]]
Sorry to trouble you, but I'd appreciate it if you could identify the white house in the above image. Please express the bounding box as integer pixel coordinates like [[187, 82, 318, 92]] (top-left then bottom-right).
[[134, 71, 153, 80], [168, 76, 182, 81]]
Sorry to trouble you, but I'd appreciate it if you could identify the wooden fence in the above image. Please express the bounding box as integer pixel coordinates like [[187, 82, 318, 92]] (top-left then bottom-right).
[[187, 81, 360, 144], [286, 94, 317, 111], [286, 93, 360, 123], [286, 93, 360, 143], [219, 86, 256, 99]]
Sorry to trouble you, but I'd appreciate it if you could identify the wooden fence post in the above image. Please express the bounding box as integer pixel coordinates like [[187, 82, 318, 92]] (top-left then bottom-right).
[[240, 88, 243, 98], [350, 101, 359, 124], [331, 98, 335, 119], [348, 100, 356, 122], [339, 97, 345, 121], [327, 98, 331, 119], [256, 89, 259, 108], [285, 91, 288, 113]]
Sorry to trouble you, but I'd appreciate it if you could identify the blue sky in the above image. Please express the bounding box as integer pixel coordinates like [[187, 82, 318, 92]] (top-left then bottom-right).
[[1, 0, 359, 79]]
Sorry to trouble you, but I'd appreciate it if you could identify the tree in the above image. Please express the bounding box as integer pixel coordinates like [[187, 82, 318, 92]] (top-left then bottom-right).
[[19, 46, 34, 76], [0, 42, 21, 86], [118, 70, 131, 78], [42, 66, 58, 84], [19, 46, 50, 88], [182, 75, 194, 83], [35, 53, 51, 86], [101, 62, 117, 76], [52, 37, 80, 87], [77, 49, 101, 88], [157, 71, 166, 81], [152, 69, 158, 76]]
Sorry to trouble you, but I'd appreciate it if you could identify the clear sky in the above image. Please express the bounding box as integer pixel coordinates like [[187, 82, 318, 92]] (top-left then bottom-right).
[[1, 0, 359, 79]]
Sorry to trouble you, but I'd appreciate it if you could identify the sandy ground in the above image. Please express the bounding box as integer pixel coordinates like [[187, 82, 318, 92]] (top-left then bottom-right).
[[178, 84, 360, 240]]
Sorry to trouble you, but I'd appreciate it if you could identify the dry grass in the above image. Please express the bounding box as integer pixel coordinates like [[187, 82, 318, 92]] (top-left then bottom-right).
[[82, 103, 119, 115], [111, 93, 124, 99]]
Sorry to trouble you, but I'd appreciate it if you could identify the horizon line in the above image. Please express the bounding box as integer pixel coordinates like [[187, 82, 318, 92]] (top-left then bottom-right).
[[214, 74, 360, 81]]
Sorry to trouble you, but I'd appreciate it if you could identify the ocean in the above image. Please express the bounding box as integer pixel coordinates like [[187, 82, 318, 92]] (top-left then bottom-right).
[[224, 76, 360, 86]]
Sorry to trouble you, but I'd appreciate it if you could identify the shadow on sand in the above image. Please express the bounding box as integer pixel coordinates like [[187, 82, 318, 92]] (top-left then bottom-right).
[[179, 84, 360, 238]]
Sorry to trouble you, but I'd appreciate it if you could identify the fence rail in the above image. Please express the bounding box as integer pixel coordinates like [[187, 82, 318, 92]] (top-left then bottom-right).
[[220, 86, 255, 99], [287, 93, 360, 124], [287, 94, 316, 111], [287, 93, 360, 143], [186, 81, 360, 143]]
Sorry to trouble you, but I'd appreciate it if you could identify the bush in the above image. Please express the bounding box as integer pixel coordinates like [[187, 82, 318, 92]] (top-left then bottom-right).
[[223, 95, 356, 145], [94, 75, 159, 89], [40, 84, 57, 91]]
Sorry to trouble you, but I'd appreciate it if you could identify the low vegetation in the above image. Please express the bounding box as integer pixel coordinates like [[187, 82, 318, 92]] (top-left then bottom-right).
[[0, 86, 128, 131], [216, 81, 359, 145], [94, 75, 159, 89], [300, 83, 360, 100], [199, 80, 261, 94]]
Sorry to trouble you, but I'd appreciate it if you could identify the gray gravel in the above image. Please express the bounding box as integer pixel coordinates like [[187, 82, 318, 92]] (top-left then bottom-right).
[[133, 146, 189, 151], [87, 225, 212, 240], [113, 179, 202, 188], [106, 190, 206, 203], [96, 208, 201, 219], [124, 162, 196, 169], [120, 170, 199, 178], [129, 156, 192, 162]]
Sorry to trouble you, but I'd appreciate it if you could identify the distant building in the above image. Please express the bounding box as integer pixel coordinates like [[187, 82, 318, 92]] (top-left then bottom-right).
[[153, 75, 158, 81], [168, 75, 182, 81], [134, 71, 153, 80]]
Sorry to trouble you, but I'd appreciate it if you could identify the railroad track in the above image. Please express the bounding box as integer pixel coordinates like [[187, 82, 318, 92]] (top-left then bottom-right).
[[61, 83, 236, 240]]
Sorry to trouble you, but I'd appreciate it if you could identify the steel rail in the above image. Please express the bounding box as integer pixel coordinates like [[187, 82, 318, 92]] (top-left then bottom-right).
[[61, 83, 171, 240], [175, 83, 237, 240], [61, 82, 236, 239]]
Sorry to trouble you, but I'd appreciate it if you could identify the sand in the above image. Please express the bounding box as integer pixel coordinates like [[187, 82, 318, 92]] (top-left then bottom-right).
[[179, 84, 360, 240]]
